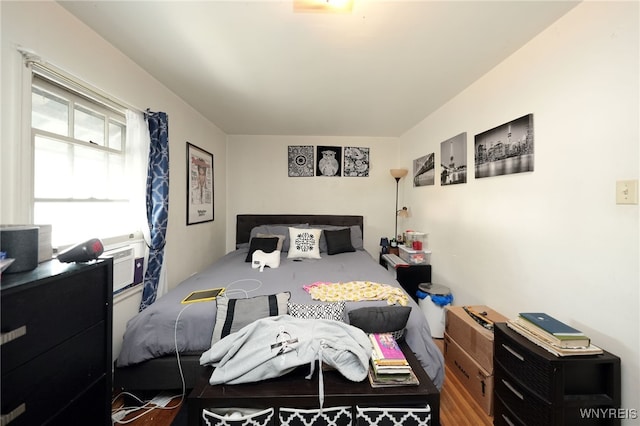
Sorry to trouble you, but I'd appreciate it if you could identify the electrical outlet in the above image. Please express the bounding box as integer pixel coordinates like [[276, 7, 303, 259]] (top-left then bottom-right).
[[616, 180, 638, 205]]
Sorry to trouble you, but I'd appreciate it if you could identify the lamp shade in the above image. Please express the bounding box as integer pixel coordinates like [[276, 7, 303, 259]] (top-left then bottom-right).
[[390, 168, 408, 179]]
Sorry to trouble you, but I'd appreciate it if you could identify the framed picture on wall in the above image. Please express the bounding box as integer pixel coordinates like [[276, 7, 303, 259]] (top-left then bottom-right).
[[288, 145, 314, 177], [413, 153, 435, 187], [474, 113, 534, 178], [440, 132, 467, 185], [187, 142, 214, 225], [343, 147, 370, 177], [316, 146, 342, 177]]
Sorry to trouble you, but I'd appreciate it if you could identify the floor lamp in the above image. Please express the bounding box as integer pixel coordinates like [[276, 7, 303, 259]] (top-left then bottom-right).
[[390, 168, 408, 242]]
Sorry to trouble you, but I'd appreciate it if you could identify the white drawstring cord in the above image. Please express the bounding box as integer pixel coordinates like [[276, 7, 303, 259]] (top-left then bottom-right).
[[305, 339, 325, 411]]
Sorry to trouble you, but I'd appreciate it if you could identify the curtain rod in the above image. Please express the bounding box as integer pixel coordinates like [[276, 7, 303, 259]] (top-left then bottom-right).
[[17, 46, 142, 114]]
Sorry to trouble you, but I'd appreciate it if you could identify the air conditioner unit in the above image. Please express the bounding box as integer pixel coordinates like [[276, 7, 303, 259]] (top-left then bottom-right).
[[103, 245, 135, 293]]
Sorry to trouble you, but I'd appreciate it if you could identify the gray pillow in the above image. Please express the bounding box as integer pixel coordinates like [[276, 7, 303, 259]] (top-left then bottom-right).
[[211, 292, 291, 345], [348, 306, 412, 341]]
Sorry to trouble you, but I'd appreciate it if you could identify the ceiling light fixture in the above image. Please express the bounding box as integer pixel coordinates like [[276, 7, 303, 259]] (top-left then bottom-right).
[[293, 0, 354, 14]]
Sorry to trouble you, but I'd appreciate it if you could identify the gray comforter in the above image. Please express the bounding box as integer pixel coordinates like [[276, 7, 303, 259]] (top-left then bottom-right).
[[116, 249, 445, 389]]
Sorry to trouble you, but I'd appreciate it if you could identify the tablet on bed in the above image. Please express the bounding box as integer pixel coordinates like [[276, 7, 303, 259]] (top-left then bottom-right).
[[181, 288, 225, 304]]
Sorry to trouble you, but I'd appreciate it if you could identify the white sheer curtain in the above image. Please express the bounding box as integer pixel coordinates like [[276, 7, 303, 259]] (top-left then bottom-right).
[[125, 110, 168, 298]]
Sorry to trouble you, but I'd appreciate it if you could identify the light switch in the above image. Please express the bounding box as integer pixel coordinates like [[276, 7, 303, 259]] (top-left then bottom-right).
[[616, 180, 638, 205]]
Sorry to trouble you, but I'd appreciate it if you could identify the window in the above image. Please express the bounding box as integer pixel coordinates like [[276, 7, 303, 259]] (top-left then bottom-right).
[[31, 74, 135, 248]]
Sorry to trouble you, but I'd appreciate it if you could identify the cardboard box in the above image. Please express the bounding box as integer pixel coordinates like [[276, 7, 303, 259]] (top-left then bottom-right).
[[444, 332, 494, 416], [444, 305, 508, 373]]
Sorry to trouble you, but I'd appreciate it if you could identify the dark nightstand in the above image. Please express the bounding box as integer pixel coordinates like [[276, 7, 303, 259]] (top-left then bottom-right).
[[380, 252, 431, 302]]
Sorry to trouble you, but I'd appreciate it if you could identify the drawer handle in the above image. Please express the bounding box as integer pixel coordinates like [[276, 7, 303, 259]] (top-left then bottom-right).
[[1, 403, 26, 426], [0, 325, 27, 346], [502, 379, 524, 400], [501, 413, 515, 426], [501, 343, 524, 361]]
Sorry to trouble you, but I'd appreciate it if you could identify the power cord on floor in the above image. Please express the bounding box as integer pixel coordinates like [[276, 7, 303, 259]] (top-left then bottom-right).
[[112, 304, 192, 424], [111, 279, 263, 424]]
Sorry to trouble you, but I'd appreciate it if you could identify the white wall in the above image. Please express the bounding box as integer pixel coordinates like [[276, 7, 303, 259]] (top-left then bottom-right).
[[1, 1, 228, 358], [226, 135, 401, 257], [399, 2, 639, 415], [4, 0, 638, 414]]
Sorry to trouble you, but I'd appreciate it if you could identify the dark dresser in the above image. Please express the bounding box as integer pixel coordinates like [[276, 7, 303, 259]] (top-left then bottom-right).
[[493, 323, 621, 426], [1, 258, 113, 426]]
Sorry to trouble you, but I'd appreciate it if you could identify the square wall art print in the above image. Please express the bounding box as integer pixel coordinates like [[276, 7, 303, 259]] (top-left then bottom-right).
[[288, 145, 314, 177], [316, 146, 342, 177], [343, 147, 370, 177]]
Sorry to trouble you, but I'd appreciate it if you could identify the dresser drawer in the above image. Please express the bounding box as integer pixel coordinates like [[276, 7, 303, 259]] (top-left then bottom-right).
[[494, 393, 525, 426], [494, 326, 557, 401], [1, 265, 108, 373], [1, 322, 107, 426], [494, 364, 553, 426], [47, 376, 110, 426]]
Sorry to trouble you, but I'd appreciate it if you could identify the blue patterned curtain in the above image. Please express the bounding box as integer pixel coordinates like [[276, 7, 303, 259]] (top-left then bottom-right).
[[139, 110, 169, 311]]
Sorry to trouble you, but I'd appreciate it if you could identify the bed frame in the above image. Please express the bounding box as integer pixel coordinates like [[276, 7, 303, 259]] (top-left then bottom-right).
[[114, 214, 439, 425], [113, 215, 366, 392], [235, 214, 364, 246]]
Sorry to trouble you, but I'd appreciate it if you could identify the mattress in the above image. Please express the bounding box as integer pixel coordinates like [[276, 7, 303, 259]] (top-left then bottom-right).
[[116, 246, 445, 389]]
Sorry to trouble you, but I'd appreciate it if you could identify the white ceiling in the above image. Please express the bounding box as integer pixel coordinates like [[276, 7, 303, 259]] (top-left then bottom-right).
[[59, 1, 579, 137]]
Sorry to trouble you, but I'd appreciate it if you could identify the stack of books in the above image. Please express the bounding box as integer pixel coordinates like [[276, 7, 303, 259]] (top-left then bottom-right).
[[507, 312, 603, 357], [368, 333, 419, 387]]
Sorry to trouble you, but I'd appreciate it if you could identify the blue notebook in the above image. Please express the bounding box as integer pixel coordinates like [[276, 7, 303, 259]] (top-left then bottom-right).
[[519, 312, 585, 337]]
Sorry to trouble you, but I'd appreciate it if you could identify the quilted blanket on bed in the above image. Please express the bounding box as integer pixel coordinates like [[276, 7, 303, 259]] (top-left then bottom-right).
[[304, 281, 409, 306]]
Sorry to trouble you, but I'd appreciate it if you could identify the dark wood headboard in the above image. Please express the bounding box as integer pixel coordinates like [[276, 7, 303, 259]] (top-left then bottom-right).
[[236, 214, 364, 246]]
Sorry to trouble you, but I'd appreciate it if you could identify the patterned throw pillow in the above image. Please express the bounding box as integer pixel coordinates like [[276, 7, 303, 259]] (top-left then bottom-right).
[[287, 301, 346, 322], [286, 227, 322, 259]]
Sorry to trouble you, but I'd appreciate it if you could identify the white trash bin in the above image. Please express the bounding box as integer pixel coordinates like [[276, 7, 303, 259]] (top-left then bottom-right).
[[418, 283, 451, 338]]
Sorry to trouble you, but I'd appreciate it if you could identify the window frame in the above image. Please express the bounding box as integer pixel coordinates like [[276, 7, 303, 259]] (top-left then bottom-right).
[[29, 65, 139, 249]]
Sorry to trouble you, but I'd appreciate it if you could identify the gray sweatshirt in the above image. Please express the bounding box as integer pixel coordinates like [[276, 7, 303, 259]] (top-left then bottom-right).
[[199, 314, 372, 386]]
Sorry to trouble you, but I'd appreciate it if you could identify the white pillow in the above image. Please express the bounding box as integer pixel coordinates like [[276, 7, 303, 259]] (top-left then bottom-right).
[[287, 227, 322, 259]]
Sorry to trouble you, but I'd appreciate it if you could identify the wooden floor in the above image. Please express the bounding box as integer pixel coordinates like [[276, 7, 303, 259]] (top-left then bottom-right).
[[111, 339, 493, 426]]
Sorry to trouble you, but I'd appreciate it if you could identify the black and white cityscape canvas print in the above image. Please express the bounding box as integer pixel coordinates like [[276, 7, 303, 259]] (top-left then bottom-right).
[[413, 153, 435, 187], [343, 146, 370, 177], [440, 132, 467, 185], [288, 145, 314, 177], [316, 146, 342, 177], [474, 114, 534, 178]]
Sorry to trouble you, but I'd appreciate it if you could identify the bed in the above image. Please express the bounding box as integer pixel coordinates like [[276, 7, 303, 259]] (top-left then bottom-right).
[[113, 214, 445, 396]]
